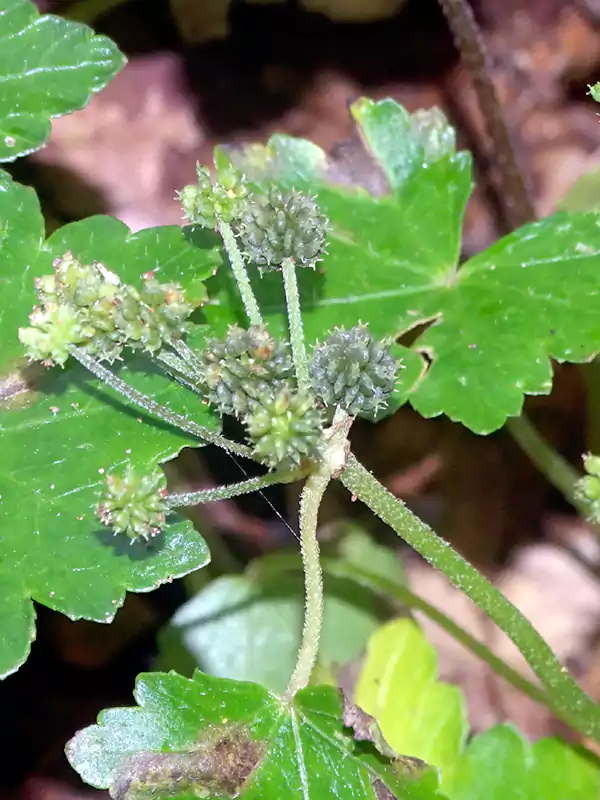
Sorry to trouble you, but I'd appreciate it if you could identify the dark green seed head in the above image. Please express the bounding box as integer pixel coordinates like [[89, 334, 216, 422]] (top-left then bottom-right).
[[309, 324, 398, 418], [238, 187, 328, 271], [199, 325, 294, 417]]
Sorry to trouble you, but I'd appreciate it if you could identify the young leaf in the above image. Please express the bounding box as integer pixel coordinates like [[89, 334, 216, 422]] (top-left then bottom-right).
[[0, 174, 222, 677], [215, 98, 600, 433], [446, 724, 600, 799], [157, 568, 391, 694], [355, 618, 468, 790], [0, 0, 125, 161], [66, 670, 440, 800]]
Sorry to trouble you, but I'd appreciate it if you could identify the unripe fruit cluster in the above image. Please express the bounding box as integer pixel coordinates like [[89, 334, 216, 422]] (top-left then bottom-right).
[[97, 466, 168, 543], [575, 453, 600, 525], [309, 324, 398, 418], [179, 164, 248, 228], [238, 187, 328, 270], [19, 252, 191, 366]]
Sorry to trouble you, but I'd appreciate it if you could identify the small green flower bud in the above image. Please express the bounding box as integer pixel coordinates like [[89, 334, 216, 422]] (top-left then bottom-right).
[[238, 187, 328, 271], [178, 164, 247, 228], [199, 324, 294, 417], [19, 304, 84, 366], [246, 387, 323, 470], [309, 324, 398, 417], [576, 474, 600, 503], [97, 465, 168, 543]]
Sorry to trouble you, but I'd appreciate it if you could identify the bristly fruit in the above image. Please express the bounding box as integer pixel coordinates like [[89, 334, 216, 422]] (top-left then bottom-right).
[[246, 388, 323, 470], [198, 324, 294, 417], [237, 187, 328, 271], [97, 465, 168, 544], [309, 324, 398, 417], [179, 164, 248, 228], [575, 452, 600, 525]]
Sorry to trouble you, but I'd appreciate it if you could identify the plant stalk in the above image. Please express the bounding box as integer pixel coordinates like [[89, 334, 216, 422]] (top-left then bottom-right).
[[70, 347, 253, 460], [281, 257, 309, 393], [166, 469, 303, 509], [506, 415, 593, 520], [218, 220, 263, 327], [437, 0, 535, 230], [340, 453, 600, 742], [285, 471, 330, 697]]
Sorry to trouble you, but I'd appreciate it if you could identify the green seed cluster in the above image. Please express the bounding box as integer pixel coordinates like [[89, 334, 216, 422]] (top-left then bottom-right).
[[19, 252, 191, 366], [179, 164, 248, 228], [575, 453, 600, 525], [238, 187, 328, 271], [198, 324, 294, 417], [246, 388, 323, 470], [309, 324, 398, 417], [97, 465, 168, 544]]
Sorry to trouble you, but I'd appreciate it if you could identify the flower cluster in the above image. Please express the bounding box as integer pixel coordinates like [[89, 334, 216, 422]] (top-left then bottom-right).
[[19, 252, 191, 366], [97, 465, 168, 544], [179, 164, 248, 228], [575, 453, 600, 525]]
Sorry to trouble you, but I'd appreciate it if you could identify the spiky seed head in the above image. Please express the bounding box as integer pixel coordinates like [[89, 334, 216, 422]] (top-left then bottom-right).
[[238, 187, 328, 271], [246, 387, 323, 470], [97, 465, 168, 543], [199, 324, 294, 417], [178, 164, 248, 228], [309, 324, 398, 418]]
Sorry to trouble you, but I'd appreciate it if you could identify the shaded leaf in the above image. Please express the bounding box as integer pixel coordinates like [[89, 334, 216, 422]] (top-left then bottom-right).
[[0, 174, 222, 677], [212, 98, 600, 433], [0, 0, 125, 161], [66, 669, 439, 800], [157, 563, 391, 694], [446, 725, 600, 800], [355, 619, 468, 789]]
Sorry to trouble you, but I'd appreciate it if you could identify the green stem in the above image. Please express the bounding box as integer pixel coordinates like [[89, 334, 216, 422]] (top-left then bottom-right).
[[165, 469, 302, 509], [70, 347, 253, 460], [281, 257, 309, 393], [285, 472, 330, 697], [506, 415, 591, 518], [340, 453, 600, 742], [218, 220, 263, 327], [250, 552, 553, 715], [329, 562, 553, 711]]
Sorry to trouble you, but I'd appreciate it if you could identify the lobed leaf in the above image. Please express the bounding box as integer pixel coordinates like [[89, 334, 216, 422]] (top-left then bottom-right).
[[0, 0, 125, 161], [0, 172, 223, 677], [355, 619, 468, 790], [66, 669, 440, 800], [212, 97, 600, 433]]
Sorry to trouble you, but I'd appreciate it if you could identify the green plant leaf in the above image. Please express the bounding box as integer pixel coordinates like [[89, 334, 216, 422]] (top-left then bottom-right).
[[0, 173, 223, 677], [66, 670, 440, 800], [446, 724, 600, 799], [0, 0, 125, 161], [212, 97, 600, 433], [157, 563, 391, 695], [355, 618, 468, 790]]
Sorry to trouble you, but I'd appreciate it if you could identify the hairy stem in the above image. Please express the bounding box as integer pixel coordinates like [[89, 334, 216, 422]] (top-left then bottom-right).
[[281, 257, 309, 392], [327, 561, 553, 712], [340, 454, 600, 742], [70, 347, 253, 460], [506, 415, 594, 520], [166, 469, 302, 509], [218, 220, 263, 327], [250, 551, 552, 713], [285, 472, 330, 697], [437, 0, 535, 229]]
